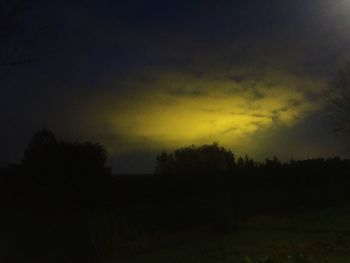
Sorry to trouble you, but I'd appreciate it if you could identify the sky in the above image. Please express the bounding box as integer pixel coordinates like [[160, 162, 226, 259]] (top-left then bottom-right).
[[1, 0, 350, 173]]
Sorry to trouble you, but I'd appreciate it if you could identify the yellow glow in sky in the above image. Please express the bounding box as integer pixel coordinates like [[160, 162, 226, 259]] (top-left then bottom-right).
[[96, 68, 325, 155]]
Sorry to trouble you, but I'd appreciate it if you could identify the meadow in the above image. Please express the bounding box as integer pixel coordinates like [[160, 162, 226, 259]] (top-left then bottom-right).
[[1, 169, 350, 263], [1, 137, 350, 262]]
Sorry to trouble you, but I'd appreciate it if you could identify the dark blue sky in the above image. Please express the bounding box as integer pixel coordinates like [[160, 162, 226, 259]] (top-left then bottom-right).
[[1, 0, 350, 173]]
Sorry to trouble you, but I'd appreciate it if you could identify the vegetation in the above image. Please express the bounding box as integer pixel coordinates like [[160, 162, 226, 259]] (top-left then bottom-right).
[[1, 131, 350, 262], [0, 0, 49, 78], [22, 129, 110, 179], [156, 143, 236, 175], [327, 62, 350, 137]]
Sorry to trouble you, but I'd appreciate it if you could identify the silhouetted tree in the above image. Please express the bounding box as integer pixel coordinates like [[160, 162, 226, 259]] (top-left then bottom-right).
[[236, 156, 245, 169], [23, 129, 58, 168], [58, 141, 109, 178], [327, 62, 350, 137], [156, 143, 235, 175], [244, 154, 257, 169], [22, 129, 110, 184], [264, 156, 282, 169], [0, 0, 48, 78], [234, 155, 257, 169], [155, 152, 174, 174]]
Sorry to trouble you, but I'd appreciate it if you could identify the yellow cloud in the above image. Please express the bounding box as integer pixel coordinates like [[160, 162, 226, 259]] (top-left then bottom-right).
[[94, 67, 325, 154]]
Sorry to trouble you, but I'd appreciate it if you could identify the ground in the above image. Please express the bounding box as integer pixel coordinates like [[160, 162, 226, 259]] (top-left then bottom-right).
[[2, 204, 350, 262], [118, 206, 350, 263]]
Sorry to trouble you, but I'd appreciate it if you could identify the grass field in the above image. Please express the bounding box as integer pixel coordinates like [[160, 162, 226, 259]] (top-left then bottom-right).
[[2, 205, 350, 262], [117, 206, 350, 263], [2, 171, 350, 263]]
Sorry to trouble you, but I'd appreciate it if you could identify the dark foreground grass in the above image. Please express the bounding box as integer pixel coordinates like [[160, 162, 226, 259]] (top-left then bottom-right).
[[2, 205, 350, 262], [2, 162, 350, 262], [118, 206, 350, 263]]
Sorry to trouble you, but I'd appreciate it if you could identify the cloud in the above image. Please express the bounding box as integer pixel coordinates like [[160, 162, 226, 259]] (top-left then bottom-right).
[[3, 0, 350, 174], [84, 62, 326, 157]]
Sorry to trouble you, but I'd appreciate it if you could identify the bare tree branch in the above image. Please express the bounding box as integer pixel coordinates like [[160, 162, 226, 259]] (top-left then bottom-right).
[[0, 0, 46, 78], [327, 62, 350, 137]]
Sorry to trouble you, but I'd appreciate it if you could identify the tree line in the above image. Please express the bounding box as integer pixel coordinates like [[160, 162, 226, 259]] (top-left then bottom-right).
[[155, 142, 350, 175], [1, 129, 350, 211]]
